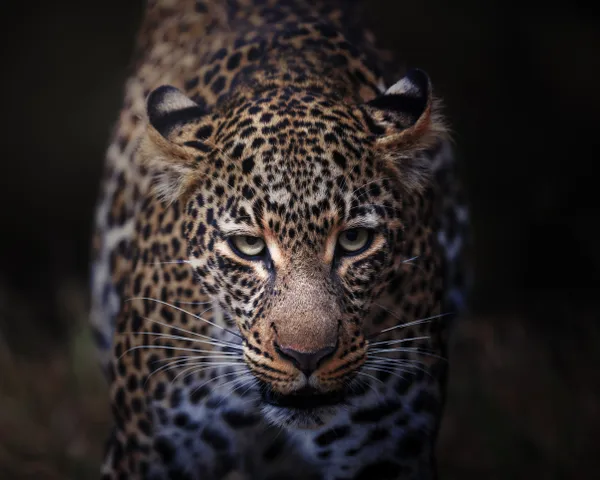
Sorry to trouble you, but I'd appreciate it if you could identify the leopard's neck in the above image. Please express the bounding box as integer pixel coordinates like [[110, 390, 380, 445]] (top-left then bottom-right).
[[138, 0, 387, 109]]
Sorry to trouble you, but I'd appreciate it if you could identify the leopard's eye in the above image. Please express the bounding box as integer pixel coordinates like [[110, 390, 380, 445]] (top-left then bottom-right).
[[229, 235, 266, 259], [337, 228, 372, 255]]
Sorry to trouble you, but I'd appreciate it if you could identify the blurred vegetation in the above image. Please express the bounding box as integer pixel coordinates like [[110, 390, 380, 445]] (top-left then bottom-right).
[[1, 1, 599, 478], [0, 281, 108, 478]]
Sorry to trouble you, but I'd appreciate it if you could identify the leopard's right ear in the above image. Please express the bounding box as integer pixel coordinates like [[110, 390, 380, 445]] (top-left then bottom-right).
[[139, 86, 215, 202], [146, 85, 206, 140]]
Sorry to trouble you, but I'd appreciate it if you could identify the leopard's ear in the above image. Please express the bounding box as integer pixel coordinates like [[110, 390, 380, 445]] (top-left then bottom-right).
[[139, 85, 215, 203], [365, 69, 448, 191]]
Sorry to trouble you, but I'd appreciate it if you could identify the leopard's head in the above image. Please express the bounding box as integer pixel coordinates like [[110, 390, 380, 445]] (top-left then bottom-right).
[[138, 70, 448, 428]]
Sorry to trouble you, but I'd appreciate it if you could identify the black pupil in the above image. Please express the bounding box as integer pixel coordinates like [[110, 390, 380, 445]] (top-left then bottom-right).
[[246, 237, 258, 246], [345, 230, 359, 242]]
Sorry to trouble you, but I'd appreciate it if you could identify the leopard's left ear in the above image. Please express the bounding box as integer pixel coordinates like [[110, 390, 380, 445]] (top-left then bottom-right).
[[364, 69, 448, 190], [366, 69, 447, 149]]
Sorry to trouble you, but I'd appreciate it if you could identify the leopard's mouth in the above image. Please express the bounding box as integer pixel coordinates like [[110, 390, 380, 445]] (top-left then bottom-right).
[[258, 384, 347, 429], [259, 383, 347, 410]]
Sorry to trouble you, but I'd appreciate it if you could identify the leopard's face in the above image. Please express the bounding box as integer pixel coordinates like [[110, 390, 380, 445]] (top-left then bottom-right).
[[139, 70, 445, 427]]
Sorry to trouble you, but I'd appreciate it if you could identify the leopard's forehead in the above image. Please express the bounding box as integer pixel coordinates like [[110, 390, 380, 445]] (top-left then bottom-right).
[[186, 90, 402, 249], [209, 87, 372, 157]]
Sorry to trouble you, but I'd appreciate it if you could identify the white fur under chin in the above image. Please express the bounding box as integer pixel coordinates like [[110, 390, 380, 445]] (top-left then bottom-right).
[[261, 403, 341, 430]]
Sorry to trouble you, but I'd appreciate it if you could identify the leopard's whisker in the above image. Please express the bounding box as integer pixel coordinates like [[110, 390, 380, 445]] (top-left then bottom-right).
[[146, 357, 241, 384], [402, 255, 420, 264], [146, 357, 192, 381], [190, 369, 248, 394], [354, 372, 384, 402], [134, 314, 243, 349], [361, 365, 410, 381], [368, 347, 447, 362], [150, 354, 243, 365], [217, 374, 254, 401], [127, 296, 243, 339], [171, 362, 247, 385], [138, 327, 241, 350], [138, 312, 239, 346], [372, 302, 403, 322], [366, 355, 429, 368], [164, 355, 243, 367], [364, 358, 433, 378], [148, 355, 243, 377], [225, 380, 256, 404], [119, 344, 243, 360], [368, 335, 430, 347], [235, 377, 259, 398], [344, 377, 374, 406], [355, 370, 384, 385], [227, 374, 256, 395], [368, 312, 453, 339], [128, 331, 243, 351]]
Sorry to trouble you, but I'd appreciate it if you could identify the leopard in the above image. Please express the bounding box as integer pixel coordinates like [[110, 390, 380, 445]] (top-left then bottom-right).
[[90, 0, 470, 479]]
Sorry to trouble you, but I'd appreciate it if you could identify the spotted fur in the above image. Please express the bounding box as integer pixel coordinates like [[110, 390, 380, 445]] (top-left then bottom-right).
[[91, 0, 469, 478]]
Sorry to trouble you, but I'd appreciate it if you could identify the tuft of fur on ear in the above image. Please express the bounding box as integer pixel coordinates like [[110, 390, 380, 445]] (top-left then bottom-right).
[[137, 85, 213, 204], [364, 69, 449, 192]]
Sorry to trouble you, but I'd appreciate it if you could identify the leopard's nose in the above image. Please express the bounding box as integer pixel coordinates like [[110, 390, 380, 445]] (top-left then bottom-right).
[[275, 343, 336, 376]]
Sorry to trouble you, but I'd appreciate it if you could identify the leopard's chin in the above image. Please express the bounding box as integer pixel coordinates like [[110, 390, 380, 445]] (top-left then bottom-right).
[[258, 385, 347, 429], [261, 403, 341, 429]]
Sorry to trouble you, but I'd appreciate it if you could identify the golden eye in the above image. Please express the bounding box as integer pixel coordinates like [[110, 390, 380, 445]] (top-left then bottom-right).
[[337, 228, 372, 254], [229, 235, 266, 258]]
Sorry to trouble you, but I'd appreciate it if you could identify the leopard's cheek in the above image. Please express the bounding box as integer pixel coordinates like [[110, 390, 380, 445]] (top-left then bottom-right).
[[214, 241, 271, 282], [196, 245, 268, 332], [338, 243, 392, 301]]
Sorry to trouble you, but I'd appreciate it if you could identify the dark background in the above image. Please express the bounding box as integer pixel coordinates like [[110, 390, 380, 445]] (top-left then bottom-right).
[[1, 1, 599, 478]]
